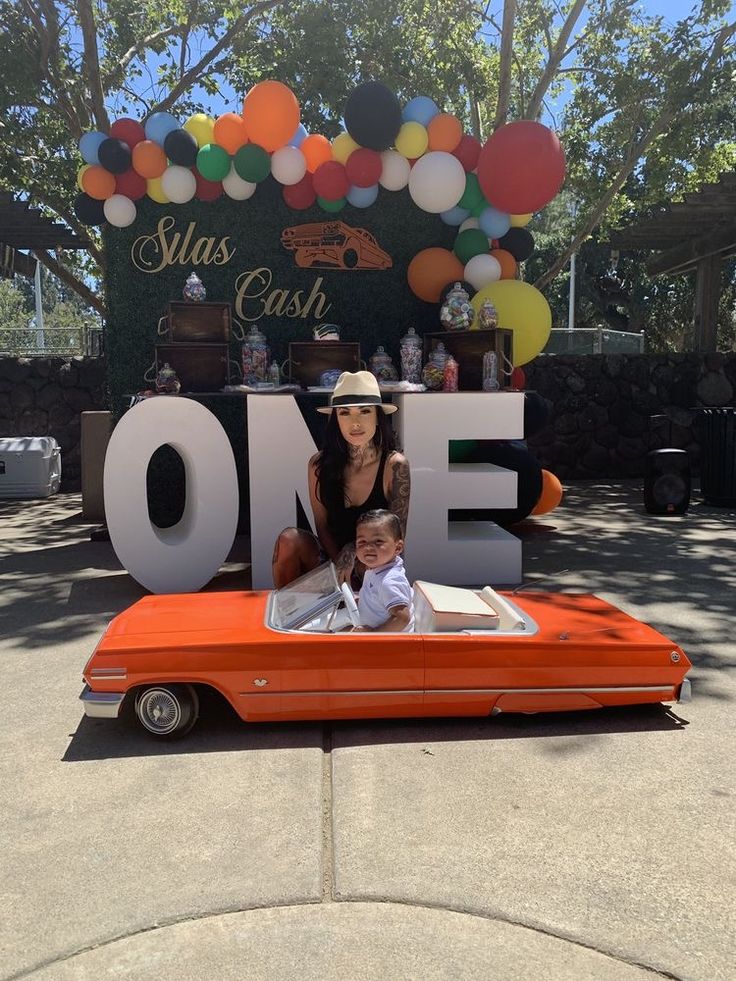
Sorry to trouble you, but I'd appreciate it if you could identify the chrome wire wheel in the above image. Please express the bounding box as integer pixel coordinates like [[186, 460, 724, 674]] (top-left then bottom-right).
[[134, 684, 198, 739]]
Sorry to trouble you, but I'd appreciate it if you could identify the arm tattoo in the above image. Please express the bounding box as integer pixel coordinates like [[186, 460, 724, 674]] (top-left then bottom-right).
[[389, 458, 411, 538]]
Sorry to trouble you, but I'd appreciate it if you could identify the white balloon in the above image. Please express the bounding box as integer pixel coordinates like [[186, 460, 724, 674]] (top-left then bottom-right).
[[270, 146, 307, 186], [103, 194, 136, 228], [222, 165, 257, 200], [408, 151, 466, 213], [379, 150, 410, 191], [464, 253, 502, 291], [459, 217, 480, 233], [160, 165, 196, 204]]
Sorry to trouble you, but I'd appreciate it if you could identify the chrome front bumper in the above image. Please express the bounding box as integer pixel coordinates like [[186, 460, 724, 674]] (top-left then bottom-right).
[[677, 678, 692, 703], [80, 685, 125, 719]]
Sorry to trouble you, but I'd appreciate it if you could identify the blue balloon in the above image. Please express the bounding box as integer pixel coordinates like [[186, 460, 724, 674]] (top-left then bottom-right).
[[347, 184, 379, 208], [441, 205, 471, 226], [288, 123, 308, 148], [79, 131, 107, 165], [479, 206, 512, 239], [145, 112, 180, 146], [402, 96, 440, 127]]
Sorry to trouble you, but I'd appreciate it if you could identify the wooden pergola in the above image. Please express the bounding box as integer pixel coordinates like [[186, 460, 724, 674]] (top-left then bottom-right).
[[610, 171, 736, 351], [0, 191, 91, 279]]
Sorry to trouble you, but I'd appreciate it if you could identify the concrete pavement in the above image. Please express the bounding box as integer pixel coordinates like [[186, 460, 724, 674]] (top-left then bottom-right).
[[0, 484, 734, 980]]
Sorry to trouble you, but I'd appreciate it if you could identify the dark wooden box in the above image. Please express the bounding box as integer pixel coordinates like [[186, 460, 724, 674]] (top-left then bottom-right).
[[286, 341, 361, 387], [423, 329, 514, 391], [155, 343, 230, 393], [162, 302, 232, 343]]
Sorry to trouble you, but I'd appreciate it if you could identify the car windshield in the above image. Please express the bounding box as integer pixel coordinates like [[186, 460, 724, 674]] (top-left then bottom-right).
[[270, 562, 343, 631]]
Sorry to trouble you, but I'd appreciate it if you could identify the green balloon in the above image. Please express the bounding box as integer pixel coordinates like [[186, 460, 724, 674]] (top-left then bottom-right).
[[317, 196, 346, 213], [470, 196, 488, 218], [234, 144, 270, 183], [196, 143, 230, 181], [458, 173, 484, 211], [454, 228, 489, 264]]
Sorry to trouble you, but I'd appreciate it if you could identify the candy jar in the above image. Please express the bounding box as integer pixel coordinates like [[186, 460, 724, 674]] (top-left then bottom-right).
[[442, 355, 459, 392], [440, 282, 473, 332], [369, 346, 399, 382], [155, 363, 181, 395], [477, 298, 498, 330], [241, 324, 270, 384], [421, 342, 448, 391], [482, 350, 500, 391], [183, 271, 206, 302], [399, 327, 422, 383]]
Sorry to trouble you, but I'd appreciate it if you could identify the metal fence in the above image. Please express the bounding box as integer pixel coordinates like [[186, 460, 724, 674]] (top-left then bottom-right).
[[0, 326, 104, 357], [544, 327, 645, 355]]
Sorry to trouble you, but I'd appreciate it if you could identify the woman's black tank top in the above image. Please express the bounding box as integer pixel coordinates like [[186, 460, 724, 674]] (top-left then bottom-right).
[[328, 449, 390, 549]]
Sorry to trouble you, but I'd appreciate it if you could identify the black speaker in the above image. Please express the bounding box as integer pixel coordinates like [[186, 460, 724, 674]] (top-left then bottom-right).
[[644, 449, 690, 515]]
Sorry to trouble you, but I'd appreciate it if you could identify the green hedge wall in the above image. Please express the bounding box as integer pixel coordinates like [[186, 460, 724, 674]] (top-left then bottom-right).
[[105, 178, 457, 411]]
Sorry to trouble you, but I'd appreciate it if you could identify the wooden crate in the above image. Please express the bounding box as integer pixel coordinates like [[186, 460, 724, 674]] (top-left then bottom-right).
[[422, 329, 514, 391], [162, 302, 232, 343], [286, 341, 361, 387], [155, 343, 230, 393]]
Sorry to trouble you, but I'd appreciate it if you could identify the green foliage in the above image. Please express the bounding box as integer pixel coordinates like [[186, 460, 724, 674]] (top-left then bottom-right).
[[0, 272, 101, 355]]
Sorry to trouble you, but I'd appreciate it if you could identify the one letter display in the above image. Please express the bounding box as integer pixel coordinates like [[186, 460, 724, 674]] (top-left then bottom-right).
[[103, 397, 239, 592]]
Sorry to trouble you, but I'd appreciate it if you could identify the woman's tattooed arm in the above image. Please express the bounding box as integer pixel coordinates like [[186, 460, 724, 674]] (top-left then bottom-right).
[[388, 455, 411, 538]]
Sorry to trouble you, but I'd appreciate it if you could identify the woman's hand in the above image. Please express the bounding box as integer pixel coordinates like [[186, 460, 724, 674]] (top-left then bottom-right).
[[334, 544, 356, 585]]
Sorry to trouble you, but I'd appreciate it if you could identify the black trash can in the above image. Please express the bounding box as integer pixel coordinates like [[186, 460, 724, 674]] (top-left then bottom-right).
[[644, 449, 690, 515], [699, 408, 736, 505]]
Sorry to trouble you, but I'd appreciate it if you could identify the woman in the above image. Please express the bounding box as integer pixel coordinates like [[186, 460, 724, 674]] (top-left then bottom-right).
[[272, 371, 410, 588]]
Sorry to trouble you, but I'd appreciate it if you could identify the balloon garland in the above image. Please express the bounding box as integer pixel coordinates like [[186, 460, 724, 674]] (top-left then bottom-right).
[[74, 77, 567, 364]]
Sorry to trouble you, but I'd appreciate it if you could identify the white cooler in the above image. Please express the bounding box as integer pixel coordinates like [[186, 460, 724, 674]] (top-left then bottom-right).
[[0, 437, 61, 498]]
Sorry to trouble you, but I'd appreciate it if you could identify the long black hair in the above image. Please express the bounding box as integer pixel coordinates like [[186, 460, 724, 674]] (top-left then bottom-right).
[[315, 407, 398, 514]]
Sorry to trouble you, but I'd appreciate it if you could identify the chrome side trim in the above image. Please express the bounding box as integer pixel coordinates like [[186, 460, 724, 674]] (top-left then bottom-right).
[[239, 685, 675, 698], [90, 667, 127, 680], [79, 686, 125, 719]]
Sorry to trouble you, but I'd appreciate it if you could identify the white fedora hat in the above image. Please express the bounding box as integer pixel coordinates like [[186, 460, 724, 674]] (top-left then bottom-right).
[[317, 370, 397, 414]]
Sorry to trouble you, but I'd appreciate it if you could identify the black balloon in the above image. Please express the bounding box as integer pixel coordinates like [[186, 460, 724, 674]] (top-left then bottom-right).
[[98, 137, 131, 174], [523, 391, 550, 438], [344, 81, 402, 151], [74, 192, 106, 226], [499, 227, 535, 262], [164, 128, 198, 167], [449, 440, 543, 526]]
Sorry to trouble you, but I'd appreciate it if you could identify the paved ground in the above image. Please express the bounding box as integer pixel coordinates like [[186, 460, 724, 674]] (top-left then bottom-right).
[[0, 483, 734, 981]]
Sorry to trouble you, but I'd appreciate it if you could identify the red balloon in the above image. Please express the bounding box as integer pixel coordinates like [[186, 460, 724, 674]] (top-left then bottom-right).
[[345, 148, 382, 188], [477, 121, 566, 214], [312, 160, 349, 201], [452, 134, 481, 172], [283, 173, 316, 209], [510, 366, 526, 390], [114, 169, 147, 200], [194, 172, 223, 201], [110, 117, 146, 148]]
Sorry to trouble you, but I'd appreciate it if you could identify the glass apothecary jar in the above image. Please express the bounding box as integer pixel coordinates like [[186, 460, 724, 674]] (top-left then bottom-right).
[[422, 342, 448, 391], [369, 345, 399, 382], [242, 324, 270, 384], [399, 327, 422, 383]]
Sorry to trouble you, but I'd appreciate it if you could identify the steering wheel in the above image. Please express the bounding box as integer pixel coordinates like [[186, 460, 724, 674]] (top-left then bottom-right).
[[340, 581, 361, 629]]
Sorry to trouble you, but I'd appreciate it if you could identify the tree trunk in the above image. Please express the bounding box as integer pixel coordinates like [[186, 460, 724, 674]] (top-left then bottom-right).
[[525, 0, 587, 121], [493, 0, 517, 131]]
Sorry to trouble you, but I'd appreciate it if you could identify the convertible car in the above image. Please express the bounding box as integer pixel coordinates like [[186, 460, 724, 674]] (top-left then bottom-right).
[[80, 563, 692, 739]]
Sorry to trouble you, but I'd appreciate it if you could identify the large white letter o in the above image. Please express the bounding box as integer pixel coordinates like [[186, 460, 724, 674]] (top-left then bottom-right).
[[104, 398, 239, 593]]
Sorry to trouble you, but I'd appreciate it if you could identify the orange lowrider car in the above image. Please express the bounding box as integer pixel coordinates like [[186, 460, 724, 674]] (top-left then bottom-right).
[[80, 564, 691, 739]]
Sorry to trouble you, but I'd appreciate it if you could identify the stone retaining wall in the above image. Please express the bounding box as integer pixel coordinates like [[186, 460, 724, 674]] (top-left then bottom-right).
[[1, 352, 734, 490], [0, 357, 106, 490]]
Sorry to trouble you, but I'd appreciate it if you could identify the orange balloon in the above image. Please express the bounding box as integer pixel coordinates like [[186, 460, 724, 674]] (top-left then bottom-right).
[[132, 140, 167, 179], [213, 113, 249, 154], [427, 113, 463, 152], [242, 80, 300, 153], [491, 248, 517, 280], [81, 165, 116, 200], [301, 134, 332, 173], [407, 248, 465, 303], [532, 470, 563, 515]]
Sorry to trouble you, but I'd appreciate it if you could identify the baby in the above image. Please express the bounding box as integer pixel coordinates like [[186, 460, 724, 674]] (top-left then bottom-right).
[[353, 509, 414, 632]]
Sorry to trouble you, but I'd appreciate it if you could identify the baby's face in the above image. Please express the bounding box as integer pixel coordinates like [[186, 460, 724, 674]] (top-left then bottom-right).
[[355, 522, 402, 569]]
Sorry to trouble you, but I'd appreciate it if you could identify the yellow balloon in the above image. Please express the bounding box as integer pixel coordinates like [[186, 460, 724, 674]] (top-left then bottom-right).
[[471, 280, 551, 366], [395, 121, 428, 159], [146, 176, 169, 203], [510, 213, 533, 227], [77, 165, 90, 191], [332, 131, 359, 163], [184, 113, 215, 148]]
